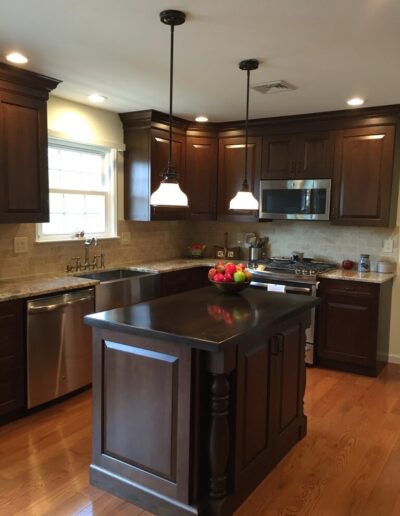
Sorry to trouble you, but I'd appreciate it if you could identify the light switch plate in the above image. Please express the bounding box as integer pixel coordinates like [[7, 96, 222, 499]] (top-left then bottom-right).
[[383, 239, 394, 253], [14, 236, 28, 253], [121, 231, 131, 245]]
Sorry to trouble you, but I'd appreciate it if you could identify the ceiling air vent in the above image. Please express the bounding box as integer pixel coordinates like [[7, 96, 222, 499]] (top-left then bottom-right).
[[251, 80, 297, 94]]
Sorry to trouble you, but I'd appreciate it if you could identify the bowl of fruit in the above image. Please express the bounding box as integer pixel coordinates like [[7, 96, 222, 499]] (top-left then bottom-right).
[[188, 243, 207, 258], [208, 261, 252, 294]]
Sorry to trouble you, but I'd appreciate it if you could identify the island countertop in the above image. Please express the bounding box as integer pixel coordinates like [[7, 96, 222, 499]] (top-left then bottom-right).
[[85, 286, 319, 352]]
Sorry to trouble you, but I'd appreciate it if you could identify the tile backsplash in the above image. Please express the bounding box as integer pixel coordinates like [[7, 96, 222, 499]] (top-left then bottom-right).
[[190, 220, 399, 269], [0, 219, 398, 279], [0, 220, 188, 278]]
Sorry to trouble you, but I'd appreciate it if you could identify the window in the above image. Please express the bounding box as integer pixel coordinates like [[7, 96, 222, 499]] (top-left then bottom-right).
[[36, 139, 117, 242]]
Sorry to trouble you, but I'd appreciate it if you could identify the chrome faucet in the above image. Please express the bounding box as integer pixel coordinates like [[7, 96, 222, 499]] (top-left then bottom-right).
[[84, 237, 97, 270]]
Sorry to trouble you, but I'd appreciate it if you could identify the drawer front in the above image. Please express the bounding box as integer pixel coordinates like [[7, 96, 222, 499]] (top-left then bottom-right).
[[319, 279, 378, 297]]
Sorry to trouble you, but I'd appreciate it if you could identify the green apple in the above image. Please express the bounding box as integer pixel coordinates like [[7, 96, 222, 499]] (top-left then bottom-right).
[[233, 270, 246, 283]]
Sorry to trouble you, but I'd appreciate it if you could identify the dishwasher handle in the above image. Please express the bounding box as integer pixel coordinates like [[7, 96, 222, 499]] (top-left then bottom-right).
[[28, 292, 94, 314]]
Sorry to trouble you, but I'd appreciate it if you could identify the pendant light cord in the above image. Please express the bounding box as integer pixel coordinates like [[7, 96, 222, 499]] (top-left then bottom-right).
[[168, 24, 174, 173], [243, 68, 250, 189]]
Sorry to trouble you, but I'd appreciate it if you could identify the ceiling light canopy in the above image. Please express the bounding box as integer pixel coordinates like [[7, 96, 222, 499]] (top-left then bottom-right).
[[229, 59, 259, 212], [6, 52, 28, 64], [195, 115, 208, 123], [88, 93, 107, 103], [347, 97, 365, 107], [150, 9, 188, 208]]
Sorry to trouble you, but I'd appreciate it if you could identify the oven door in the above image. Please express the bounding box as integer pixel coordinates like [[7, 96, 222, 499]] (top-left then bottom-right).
[[250, 278, 317, 365], [259, 179, 331, 221]]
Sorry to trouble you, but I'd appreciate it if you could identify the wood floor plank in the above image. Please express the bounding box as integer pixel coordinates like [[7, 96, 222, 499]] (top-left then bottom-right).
[[0, 366, 399, 515]]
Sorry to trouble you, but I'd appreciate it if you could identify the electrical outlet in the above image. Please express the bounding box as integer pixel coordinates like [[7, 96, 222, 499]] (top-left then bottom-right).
[[383, 239, 394, 253], [14, 237, 28, 253], [121, 231, 131, 245]]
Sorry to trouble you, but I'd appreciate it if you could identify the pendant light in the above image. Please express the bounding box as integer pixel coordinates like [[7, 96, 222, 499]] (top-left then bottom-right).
[[229, 59, 259, 211], [150, 10, 188, 208]]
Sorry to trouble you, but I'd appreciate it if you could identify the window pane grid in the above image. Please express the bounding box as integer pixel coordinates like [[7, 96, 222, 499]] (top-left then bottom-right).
[[37, 140, 116, 241]]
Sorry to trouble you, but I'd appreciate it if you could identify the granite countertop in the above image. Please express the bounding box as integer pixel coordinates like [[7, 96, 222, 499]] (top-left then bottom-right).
[[0, 275, 99, 303], [85, 286, 319, 352], [318, 269, 396, 284], [0, 258, 395, 303]]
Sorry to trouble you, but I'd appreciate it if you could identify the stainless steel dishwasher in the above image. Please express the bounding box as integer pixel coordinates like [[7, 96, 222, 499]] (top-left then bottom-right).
[[27, 288, 95, 408]]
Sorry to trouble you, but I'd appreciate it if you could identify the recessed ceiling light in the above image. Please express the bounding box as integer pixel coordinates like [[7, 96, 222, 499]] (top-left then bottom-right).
[[6, 52, 28, 64], [88, 93, 107, 103], [347, 97, 365, 107], [195, 115, 208, 123]]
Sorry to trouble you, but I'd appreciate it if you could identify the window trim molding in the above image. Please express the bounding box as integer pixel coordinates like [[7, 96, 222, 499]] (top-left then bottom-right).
[[36, 138, 118, 243]]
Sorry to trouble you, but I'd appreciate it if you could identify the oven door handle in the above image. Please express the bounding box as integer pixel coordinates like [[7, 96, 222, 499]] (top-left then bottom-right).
[[251, 281, 312, 295], [285, 286, 313, 295]]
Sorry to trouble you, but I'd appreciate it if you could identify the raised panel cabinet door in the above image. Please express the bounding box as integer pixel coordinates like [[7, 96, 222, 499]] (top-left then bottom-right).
[[150, 129, 187, 221], [261, 134, 297, 179], [295, 131, 334, 179], [271, 325, 303, 438], [331, 125, 395, 226], [0, 93, 49, 222], [186, 136, 218, 220], [235, 338, 274, 489], [217, 136, 261, 222], [0, 300, 25, 418], [317, 291, 377, 366]]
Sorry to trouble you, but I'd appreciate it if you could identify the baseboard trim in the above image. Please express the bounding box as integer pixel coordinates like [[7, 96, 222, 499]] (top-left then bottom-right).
[[388, 354, 400, 365]]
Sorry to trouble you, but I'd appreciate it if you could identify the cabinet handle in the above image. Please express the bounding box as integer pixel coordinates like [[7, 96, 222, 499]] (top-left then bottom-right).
[[278, 335, 284, 353]]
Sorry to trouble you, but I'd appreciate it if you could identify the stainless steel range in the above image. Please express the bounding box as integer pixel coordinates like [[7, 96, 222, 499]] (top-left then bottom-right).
[[248, 257, 337, 365]]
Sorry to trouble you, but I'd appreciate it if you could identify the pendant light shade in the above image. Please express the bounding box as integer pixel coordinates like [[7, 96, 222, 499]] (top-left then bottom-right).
[[229, 59, 259, 211], [150, 10, 189, 208]]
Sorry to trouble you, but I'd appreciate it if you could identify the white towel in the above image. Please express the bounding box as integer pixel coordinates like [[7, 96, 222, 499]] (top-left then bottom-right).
[[267, 284, 286, 293]]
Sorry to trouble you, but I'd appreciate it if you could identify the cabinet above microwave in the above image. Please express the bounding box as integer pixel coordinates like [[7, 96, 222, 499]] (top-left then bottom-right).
[[259, 179, 331, 221]]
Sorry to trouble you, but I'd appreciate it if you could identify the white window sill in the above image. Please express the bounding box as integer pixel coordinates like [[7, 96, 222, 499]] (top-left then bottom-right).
[[35, 236, 120, 244]]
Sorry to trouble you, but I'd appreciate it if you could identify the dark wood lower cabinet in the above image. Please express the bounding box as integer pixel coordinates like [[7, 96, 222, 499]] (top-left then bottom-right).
[[89, 310, 309, 515], [0, 299, 25, 423], [317, 279, 393, 376]]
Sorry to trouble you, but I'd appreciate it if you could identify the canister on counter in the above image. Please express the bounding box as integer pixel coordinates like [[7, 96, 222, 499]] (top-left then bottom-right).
[[358, 254, 370, 272]]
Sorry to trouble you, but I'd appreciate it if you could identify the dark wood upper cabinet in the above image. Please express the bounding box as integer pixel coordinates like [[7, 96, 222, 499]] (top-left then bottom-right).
[[0, 299, 25, 422], [262, 134, 297, 179], [0, 63, 60, 223], [120, 111, 188, 221], [317, 278, 393, 376], [296, 131, 334, 178], [217, 136, 262, 222], [331, 125, 396, 226], [186, 136, 218, 220], [262, 131, 334, 180]]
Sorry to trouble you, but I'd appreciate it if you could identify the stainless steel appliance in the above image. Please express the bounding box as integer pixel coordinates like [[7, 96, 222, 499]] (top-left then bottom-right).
[[248, 257, 336, 364], [259, 179, 331, 220], [27, 288, 95, 408]]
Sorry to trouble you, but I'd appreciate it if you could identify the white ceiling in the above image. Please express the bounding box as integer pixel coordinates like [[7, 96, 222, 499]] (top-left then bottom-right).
[[1, 0, 399, 122]]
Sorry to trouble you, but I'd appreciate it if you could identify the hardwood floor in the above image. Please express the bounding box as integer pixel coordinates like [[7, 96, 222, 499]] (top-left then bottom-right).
[[1, 365, 399, 515]]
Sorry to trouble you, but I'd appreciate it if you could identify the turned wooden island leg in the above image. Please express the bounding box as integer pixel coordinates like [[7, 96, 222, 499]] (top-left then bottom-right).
[[208, 374, 230, 499]]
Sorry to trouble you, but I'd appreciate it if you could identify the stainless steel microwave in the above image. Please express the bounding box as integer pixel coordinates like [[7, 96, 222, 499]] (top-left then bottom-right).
[[259, 179, 332, 221]]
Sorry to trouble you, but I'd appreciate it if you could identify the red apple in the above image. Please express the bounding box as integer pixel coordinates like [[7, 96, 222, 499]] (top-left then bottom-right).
[[237, 263, 246, 271], [225, 263, 237, 276], [223, 273, 233, 282], [213, 273, 224, 282], [216, 263, 226, 274], [208, 267, 217, 280]]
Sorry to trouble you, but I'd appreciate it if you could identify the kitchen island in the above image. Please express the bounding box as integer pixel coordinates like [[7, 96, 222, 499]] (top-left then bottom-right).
[[85, 287, 318, 516]]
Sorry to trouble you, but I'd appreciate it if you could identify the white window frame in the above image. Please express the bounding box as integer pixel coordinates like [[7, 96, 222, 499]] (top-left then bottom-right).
[[36, 138, 118, 243]]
